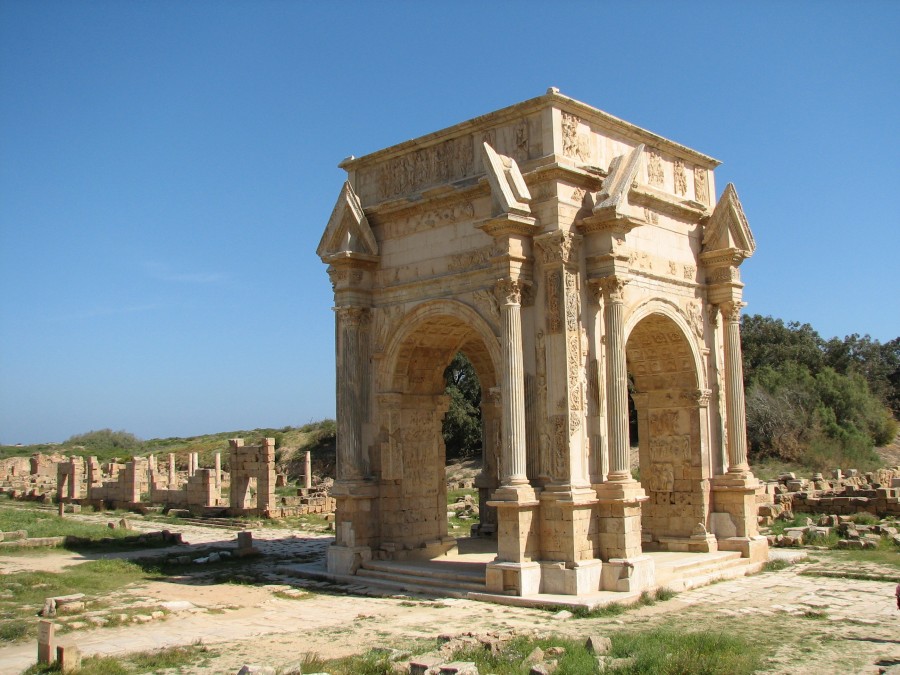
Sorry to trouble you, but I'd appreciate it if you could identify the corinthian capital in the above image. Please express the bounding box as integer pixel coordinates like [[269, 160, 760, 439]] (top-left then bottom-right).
[[495, 278, 525, 305], [335, 306, 370, 327], [719, 300, 746, 323], [597, 275, 629, 303]]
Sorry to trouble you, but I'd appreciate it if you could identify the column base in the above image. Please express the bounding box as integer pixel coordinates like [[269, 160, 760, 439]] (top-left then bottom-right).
[[600, 555, 656, 592], [540, 559, 603, 595], [490, 483, 537, 503], [326, 544, 372, 575], [485, 561, 542, 596], [595, 480, 647, 561]]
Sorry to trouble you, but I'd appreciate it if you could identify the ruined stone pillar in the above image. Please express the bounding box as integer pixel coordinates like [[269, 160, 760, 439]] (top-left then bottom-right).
[[720, 301, 749, 474], [304, 451, 312, 490], [168, 453, 176, 487], [257, 438, 276, 516], [600, 275, 631, 482], [214, 452, 221, 489], [335, 306, 369, 481], [494, 278, 532, 499]]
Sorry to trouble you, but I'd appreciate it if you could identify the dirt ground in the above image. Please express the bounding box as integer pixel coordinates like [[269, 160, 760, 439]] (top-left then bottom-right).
[[1, 510, 899, 675]]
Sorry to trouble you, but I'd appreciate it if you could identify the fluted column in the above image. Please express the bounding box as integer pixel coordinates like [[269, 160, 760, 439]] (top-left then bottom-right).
[[496, 278, 529, 489], [720, 301, 749, 474], [335, 305, 369, 481], [600, 276, 632, 482]]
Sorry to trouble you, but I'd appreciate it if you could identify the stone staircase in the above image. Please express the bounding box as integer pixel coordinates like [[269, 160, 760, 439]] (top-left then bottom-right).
[[354, 560, 495, 598], [652, 550, 753, 591]]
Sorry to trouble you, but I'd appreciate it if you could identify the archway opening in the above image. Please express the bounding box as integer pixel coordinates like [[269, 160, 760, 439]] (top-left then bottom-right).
[[625, 313, 705, 548], [381, 309, 499, 556], [442, 351, 485, 538]]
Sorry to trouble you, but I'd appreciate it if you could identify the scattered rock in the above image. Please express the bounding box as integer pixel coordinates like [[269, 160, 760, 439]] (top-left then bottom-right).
[[585, 635, 612, 654]]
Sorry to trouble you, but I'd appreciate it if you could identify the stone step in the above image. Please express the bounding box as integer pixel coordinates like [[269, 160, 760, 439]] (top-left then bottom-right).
[[658, 550, 742, 576], [655, 554, 751, 590], [347, 570, 477, 598], [361, 560, 487, 585], [356, 567, 488, 594]]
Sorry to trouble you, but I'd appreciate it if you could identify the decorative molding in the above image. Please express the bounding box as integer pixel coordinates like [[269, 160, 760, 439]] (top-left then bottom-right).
[[481, 141, 532, 217], [473, 289, 501, 326], [534, 230, 581, 266], [447, 245, 496, 272]]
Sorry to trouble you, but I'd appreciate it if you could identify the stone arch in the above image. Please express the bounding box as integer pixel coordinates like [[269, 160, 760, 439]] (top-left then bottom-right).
[[381, 299, 501, 393], [624, 297, 706, 390], [625, 309, 712, 549], [376, 299, 502, 556]]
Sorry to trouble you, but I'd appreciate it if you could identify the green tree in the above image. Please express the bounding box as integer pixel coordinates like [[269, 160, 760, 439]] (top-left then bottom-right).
[[442, 352, 482, 459]]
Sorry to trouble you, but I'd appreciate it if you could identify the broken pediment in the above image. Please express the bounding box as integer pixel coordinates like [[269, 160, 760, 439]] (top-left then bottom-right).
[[481, 142, 531, 217], [589, 143, 644, 220], [701, 183, 756, 258], [317, 181, 379, 262]]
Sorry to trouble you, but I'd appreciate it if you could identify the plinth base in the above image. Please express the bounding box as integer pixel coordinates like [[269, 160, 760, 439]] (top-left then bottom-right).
[[600, 555, 656, 592]]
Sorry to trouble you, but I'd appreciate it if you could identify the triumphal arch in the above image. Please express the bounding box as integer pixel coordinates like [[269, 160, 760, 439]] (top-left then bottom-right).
[[318, 89, 766, 597]]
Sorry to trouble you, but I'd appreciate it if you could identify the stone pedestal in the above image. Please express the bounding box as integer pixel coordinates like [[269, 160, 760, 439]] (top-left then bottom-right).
[[711, 475, 768, 562], [540, 558, 603, 595], [489, 499, 540, 563], [600, 555, 655, 592], [327, 544, 372, 575], [595, 481, 647, 560], [485, 561, 541, 596]]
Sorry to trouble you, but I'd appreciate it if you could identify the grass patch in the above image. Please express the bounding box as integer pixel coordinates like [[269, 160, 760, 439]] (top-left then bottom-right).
[[22, 642, 215, 674], [823, 548, 900, 570], [610, 627, 762, 674], [763, 559, 791, 572], [0, 559, 161, 644], [0, 503, 143, 548]]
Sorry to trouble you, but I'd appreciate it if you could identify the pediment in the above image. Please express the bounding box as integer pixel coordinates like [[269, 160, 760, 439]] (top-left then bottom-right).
[[589, 143, 644, 218], [317, 181, 379, 261], [481, 142, 531, 217], [702, 183, 755, 257]]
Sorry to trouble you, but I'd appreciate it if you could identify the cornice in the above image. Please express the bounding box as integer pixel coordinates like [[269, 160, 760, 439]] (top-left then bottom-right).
[[339, 90, 720, 172]]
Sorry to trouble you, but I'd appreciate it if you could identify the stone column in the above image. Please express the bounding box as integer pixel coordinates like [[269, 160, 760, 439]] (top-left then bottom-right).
[[600, 276, 632, 482], [304, 451, 312, 490], [168, 453, 176, 487], [214, 452, 222, 489], [335, 306, 369, 482], [494, 278, 531, 498], [720, 301, 749, 474]]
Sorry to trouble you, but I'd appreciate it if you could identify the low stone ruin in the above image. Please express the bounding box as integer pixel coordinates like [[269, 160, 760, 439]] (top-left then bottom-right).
[[757, 466, 900, 524], [757, 467, 900, 549], [1, 441, 334, 521]]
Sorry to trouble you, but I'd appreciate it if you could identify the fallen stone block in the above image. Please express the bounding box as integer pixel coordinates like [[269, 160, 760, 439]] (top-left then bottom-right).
[[585, 635, 612, 654]]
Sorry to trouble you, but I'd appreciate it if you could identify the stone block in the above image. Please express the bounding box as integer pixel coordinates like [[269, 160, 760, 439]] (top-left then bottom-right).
[[37, 620, 54, 664], [56, 643, 81, 673]]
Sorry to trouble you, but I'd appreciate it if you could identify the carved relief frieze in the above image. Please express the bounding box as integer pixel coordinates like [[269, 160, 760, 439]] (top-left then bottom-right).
[[546, 270, 563, 333], [571, 187, 586, 204], [683, 264, 696, 280], [375, 136, 474, 200], [685, 298, 704, 339], [709, 266, 740, 283], [535, 330, 549, 478], [694, 166, 709, 205], [647, 149, 665, 186], [372, 304, 406, 351], [674, 159, 688, 196], [561, 112, 590, 161], [650, 410, 679, 436], [385, 201, 475, 239], [564, 270, 579, 332], [535, 230, 580, 266], [646, 462, 674, 493], [649, 435, 691, 463], [514, 120, 529, 163], [551, 415, 568, 477], [567, 333, 582, 411], [473, 289, 501, 328], [447, 245, 496, 272]]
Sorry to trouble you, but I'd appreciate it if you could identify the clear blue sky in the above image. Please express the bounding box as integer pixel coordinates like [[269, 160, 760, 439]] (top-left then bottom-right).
[[1, 1, 898, 445]]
